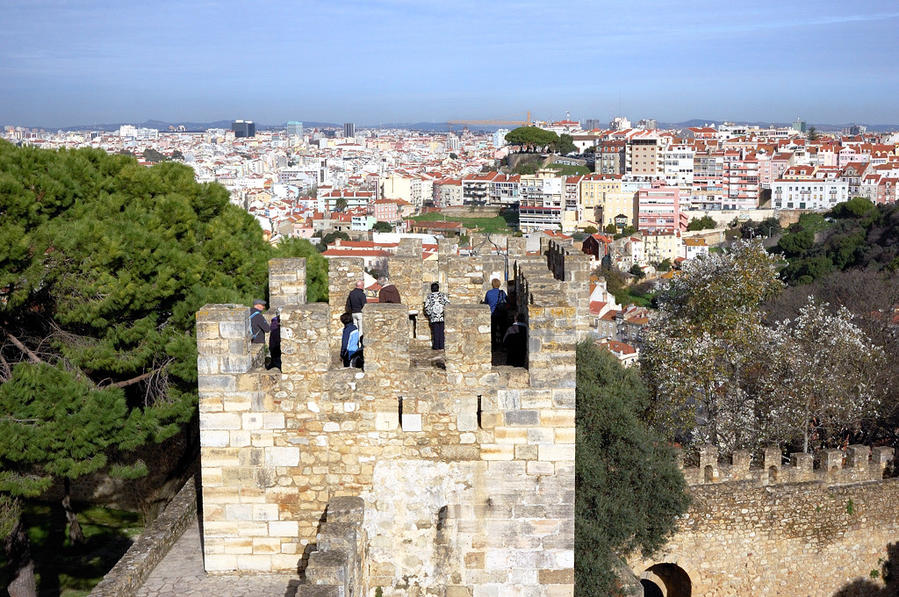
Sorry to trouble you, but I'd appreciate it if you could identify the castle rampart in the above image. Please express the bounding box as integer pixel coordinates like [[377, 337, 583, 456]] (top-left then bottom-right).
[[631, 445, 898, 596], [196, 241, 575, 596]]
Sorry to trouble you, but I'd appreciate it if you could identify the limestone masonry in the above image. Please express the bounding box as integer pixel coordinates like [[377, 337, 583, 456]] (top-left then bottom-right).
[[630, 444, 898, 597], [196, 238, 588, 596], [197, 238, 898, 597]]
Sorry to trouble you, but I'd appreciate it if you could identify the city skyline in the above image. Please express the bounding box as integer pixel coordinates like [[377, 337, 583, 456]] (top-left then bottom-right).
[[2, 0, 899, 127]]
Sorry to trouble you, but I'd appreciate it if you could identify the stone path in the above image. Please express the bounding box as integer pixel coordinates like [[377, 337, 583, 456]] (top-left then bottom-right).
[[136, 517, 299, 597]]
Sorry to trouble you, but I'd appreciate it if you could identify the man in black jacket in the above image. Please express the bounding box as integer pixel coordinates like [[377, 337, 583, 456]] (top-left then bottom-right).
[[345, 280, 367, 337], [250, 299, 270, 344]]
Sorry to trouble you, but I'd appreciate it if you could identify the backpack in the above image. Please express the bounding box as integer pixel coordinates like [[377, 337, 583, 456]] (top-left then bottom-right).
[[345, 327, 360, 355]]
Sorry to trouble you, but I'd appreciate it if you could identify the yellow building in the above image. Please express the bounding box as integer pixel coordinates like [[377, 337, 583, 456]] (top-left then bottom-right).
[[578, 176, 637, 229]]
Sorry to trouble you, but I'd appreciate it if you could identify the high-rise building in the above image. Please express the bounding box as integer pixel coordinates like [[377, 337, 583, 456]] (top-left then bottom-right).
[[791, 118, 807, 133], [232, 120, 256, 138], [287, 121, 304, 137], [344, 122, 355, 138], [492, 129, 509, 148], [583, 119, 602, 131]]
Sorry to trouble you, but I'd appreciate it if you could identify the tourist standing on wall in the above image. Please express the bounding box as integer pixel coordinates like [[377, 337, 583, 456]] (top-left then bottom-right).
[[339, 312, 363, 368], [424, 282, 450, 350], [483, 278, 508, 346], [250, 299, 270, 344], [378, 276, 401, 304], [345, 280, 367, 338]]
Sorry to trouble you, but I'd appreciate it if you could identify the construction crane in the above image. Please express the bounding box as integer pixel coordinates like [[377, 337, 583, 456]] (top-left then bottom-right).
[[447, 111, 532, 127]]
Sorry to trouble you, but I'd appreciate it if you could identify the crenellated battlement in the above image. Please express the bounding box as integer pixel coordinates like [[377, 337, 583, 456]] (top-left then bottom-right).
[[679, 444, 895, 486], [195, 238, 583, 595]]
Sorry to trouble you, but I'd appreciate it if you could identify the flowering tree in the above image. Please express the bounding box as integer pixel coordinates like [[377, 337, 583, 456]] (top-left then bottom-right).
[[764, 299, 884, 452], [641, 240, 783, 453]]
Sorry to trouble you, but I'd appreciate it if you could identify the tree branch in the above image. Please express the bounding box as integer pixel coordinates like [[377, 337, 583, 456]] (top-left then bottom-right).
[[3, 331, 43, 364], [103, 367, 165, 389]]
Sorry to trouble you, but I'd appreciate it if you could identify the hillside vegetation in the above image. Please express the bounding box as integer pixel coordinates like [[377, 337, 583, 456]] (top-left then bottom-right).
[[775, 198, 899, 285]]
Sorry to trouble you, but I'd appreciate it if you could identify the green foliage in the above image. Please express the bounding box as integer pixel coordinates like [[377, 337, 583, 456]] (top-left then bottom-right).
[[614, 225, 636, 240], [558, 133, 577, 155], [830, 196, 876, 219], [408, 212, 512, 234], [319, 230, 350, 250], [141, 148, 167, 163], [544, 163, 590, 176], [511, 162, 539, 175], [0, 362, 148, 497], [504, 126, 560, 152], [1, 502, 142, 594], [575, 342, 689, 596], [448, 153, 458, 160], [740, 217, 781, 239], [629, 264, 645, 279], [0, 494, 20, 540], [582, 226, 598, 235], [686, 215, 716, 231], [604, 223, 618, 234], [775, 201, 899, 285], [654, 258, 672, 272], [0, 141, 328, 499], [846, 498, 855, 515], [372, 221, 393, 233], [170, 149, 184, 161]]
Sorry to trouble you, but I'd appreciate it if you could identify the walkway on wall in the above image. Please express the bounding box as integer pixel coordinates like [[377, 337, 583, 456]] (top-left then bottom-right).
[[135, 518, 299, 597]]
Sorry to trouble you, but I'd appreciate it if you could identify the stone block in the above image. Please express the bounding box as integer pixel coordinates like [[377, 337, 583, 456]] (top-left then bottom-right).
[[204, 554, 238, 571], [263, 412, 286, 429], [237, 554, 272, 571], [269, 520, 299, 537], [503, 410, 539, 426], [401, 413, 422, 432], [198, 375, 237, 393], [527, 461, 554, 475], [538, 444, 575, 462], [306, 549, 348, 585], [480, 444, 515, 461], [200, 430, 230, 448], [295, 587, 339, 597], [847, 444, 871, 468], [457, 411, 478, 432], [252, 503, 280, 521], [446, 587, 472, 597], [242, 413, 264, 430], [375, 411, 398, 431], [266, 447, 300, 467]]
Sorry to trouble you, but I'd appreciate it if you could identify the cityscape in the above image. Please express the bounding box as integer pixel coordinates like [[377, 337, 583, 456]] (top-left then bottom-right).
[[1, 2, 899, 597]]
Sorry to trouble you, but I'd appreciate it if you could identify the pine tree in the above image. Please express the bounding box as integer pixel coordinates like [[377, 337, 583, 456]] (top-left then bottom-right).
[[575, 342, 689, 596]]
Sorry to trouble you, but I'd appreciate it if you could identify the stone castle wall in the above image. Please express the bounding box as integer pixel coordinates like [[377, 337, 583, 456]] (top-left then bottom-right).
[[196, 240, 576, 596], [630, 445, 898, 597]]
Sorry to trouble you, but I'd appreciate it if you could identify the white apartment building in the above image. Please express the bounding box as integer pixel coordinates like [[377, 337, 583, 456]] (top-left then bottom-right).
[[518, 175, 564, 231], [771, 177, 849, 210], [663, 145, 695, 190]]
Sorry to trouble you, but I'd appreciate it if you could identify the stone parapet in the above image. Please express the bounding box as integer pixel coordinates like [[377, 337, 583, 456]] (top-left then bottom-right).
[[268, 258, 306, 310], [680, 444, 894, 486], [327, 257, 364, 355], [90, 478, 197, 597], [197, 244, 576, 596], [297, 496, 367, 597]]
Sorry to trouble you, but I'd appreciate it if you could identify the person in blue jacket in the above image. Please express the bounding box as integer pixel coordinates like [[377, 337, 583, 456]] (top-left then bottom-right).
[[339, 312, 363, 368]]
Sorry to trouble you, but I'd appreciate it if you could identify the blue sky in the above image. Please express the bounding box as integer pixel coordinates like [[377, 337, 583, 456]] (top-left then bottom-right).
[[2, 0, 898, 127]]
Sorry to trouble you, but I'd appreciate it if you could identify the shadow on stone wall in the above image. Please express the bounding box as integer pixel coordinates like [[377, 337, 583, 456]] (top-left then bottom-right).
[[832, 542, 897, 597]]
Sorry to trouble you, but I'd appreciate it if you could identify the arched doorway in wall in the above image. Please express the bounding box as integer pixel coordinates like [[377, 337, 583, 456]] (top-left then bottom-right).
[[643, 563, 691, 597]]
